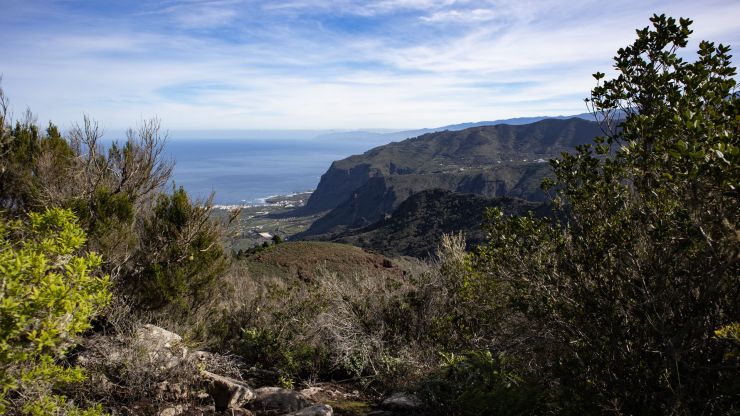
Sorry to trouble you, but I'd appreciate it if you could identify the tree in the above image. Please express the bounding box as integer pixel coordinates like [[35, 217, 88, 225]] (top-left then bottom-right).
[[65, 116, 174, 280], [130, 187, 227, 309], [0, 208, 110, 415], [0, 83, 231, 315], [475, 15, 738, 414]]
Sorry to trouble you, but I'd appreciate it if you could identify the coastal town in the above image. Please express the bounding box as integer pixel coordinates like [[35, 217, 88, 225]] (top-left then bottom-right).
[[211, 191, 324, 250]]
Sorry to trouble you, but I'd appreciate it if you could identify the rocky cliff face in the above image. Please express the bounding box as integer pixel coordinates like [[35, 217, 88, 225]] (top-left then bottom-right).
[[302, 162, 379, 213], [297, 118, 602, 237], [298, 165, 551, 237]]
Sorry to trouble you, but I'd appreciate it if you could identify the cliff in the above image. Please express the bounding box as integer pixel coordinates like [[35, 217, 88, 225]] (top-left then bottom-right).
[[296, 118, 601, 237]]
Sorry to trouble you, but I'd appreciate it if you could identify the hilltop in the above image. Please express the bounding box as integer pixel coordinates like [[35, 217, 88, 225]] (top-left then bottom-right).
[[312, 111, 598, 143], [242, 241, 414, 282]]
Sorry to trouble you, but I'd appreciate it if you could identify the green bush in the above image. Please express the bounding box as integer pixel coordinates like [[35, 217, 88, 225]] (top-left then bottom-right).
[[474, 15, 739, 414], [419, 351, 544, 416], [235, 327, 328, 381], [0, 208, 110, 415], [131, 187, 227, 309]]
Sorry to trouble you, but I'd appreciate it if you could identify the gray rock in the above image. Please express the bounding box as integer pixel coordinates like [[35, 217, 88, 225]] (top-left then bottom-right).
[[156, 380, 189, 401], [248, 387, 314, 415], [298, 387, 325, 401], [283, 404, 333, 416], [135, 324, 188, 371], [220, 408, 254, 416], [380, 393, 422, 411], [158, 405, 184, 416], [202, 370, 255, 411]]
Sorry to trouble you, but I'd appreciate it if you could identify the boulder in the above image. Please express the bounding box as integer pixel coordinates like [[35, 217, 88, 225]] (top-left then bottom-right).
[[380, 393, 421, 412], [202, 370, 255, 411], [219, 408, 254, 416], [248, 387, 314, 415], [283, 404, 333, 416], [298, 387, 324, 401], [135, 324, 188, 371], [158, 405, 184, 416]]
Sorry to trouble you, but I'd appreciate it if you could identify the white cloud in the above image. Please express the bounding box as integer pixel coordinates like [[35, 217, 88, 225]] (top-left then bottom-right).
[[148, 0, 244, 28], [421, 8, 500, 23], [1, 0, 738, 130]]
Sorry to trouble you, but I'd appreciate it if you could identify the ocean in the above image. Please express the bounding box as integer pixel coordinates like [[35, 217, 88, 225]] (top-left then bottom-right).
[[164, 137, 385, 205]]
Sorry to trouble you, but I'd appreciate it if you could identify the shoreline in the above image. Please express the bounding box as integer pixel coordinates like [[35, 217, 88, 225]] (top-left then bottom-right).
[[212, 190, 313, 210]]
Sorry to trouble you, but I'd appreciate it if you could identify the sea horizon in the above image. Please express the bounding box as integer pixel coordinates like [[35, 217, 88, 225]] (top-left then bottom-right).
[[165, 136, 393, 205]]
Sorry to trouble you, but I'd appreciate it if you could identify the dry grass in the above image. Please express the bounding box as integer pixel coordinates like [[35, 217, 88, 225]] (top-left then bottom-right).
[[74, 237, 472, 410]]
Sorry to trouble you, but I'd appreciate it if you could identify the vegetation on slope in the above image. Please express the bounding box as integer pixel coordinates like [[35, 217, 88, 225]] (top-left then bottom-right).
[[301, 117, 603, 214], [0, 12, 737, 416], [295, 118, 602, 237], [242, 241, 410, 282], [465, 15, 739, 414], [331, 189, 546, 258]]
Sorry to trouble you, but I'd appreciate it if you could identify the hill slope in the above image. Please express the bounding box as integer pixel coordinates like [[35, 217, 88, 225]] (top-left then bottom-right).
[[243, 241, 411, 281], [311, 112, 598, 144], [295, 118, 601, 237], [329, 189, 547, 258]]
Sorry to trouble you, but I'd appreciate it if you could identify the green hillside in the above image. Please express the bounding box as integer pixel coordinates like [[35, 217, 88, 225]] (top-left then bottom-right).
[[243, 241, 412, 282], [331, 189, 547, 258], [295, 118, 601, 237]]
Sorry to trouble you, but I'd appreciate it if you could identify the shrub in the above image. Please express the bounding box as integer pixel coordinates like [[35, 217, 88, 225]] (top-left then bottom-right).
[[419, 351, 544, 416], [0, 208, 110, 415], [474, 15, 739, 414], [130, 187, 227, 310]]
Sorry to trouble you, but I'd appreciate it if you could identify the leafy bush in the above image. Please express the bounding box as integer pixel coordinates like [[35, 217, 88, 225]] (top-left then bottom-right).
[[235, 327, 328, 382], [419, 351, 544, 416], [0, 208, 110, 415], [131, 187, 227, 309], [474, 15, 739, 414]]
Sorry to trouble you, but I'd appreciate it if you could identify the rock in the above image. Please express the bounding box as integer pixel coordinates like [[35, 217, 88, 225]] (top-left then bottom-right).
[[135, 324, 188, 371], [299, 387, 324, 401], [156, 380, 189, 401], [159, 405, 184, 416], [380, 393, 421, 412], [283, 404, 333, 416], [220, 408, 254, 416], [202, 370, 255, 411], [136, 324, 184, 350], [248, 387, 314, 415], [299, 385, 363, 403]]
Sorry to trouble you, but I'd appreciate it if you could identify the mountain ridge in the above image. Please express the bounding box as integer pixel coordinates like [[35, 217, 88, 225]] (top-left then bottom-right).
[[293, 117, 603, 238], [311, 112, 598, 143]]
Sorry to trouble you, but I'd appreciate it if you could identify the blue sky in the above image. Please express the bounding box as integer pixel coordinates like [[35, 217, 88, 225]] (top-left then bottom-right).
[[2, 0, 739, 131]]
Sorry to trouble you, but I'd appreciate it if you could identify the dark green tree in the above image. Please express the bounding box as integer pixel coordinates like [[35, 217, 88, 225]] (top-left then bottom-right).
[[131, 187, 227, 309], [475, 15, 738, 414]]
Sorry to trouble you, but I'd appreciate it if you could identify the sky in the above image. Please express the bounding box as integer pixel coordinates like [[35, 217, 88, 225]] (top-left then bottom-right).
[[1, 0, 739, 131]]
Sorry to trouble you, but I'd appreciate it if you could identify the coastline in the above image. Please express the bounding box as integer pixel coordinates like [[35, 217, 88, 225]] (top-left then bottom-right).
[[212, 190, 313, 211]]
